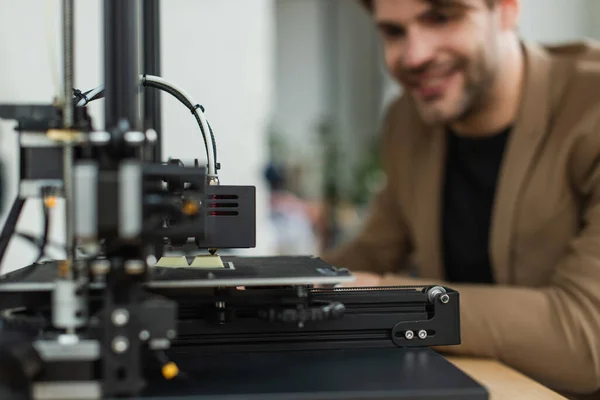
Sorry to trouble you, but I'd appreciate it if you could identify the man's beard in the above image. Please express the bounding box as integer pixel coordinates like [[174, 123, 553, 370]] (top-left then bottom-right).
[[396, 49, 497, 126]]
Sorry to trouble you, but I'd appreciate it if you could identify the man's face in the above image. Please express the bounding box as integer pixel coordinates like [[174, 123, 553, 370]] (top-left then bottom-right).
[[373, 0, 508, 125]]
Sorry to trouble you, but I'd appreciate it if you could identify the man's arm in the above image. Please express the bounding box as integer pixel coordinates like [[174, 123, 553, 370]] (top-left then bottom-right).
[[376, 273, 600, 394], [367, 128, 600, 395], [321, 180, 411, 275]]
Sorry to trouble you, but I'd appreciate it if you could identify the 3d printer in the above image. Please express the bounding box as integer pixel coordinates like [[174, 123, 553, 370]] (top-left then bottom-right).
[[0, 1, 486, 399]]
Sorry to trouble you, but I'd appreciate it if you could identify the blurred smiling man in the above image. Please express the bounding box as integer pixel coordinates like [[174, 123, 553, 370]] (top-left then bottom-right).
[[377, 0, 520, 131], [323, 0, 600, 398]]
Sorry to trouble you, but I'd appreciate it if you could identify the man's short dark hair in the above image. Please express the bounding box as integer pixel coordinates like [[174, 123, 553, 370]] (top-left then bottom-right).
[[360, 0, 496, 11]]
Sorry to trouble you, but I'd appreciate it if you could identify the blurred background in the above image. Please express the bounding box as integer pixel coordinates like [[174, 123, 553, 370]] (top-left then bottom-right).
[[0, 0, 598, 273]]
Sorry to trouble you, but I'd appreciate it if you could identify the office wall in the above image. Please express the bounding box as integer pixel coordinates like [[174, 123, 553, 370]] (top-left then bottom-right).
[[273, 0, 382, 199], [519, 0, 596, 43], [0, 0, 276, 273], [272, 0, 328, 198], [587, 1, 600, 40]]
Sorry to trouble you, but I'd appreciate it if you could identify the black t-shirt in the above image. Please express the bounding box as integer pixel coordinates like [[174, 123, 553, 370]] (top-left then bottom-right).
[[442, 126, 511, 284]]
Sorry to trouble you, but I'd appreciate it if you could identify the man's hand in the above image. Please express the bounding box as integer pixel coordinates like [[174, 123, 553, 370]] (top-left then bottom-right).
[[340, 272, 441, 288], [341, 272, 382, 287]]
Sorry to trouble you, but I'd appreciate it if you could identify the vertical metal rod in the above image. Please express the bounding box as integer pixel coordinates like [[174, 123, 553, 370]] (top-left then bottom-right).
[[63, 0, 76, 266], [63, 144, 75, 264], [104, 0, 140, 134], [63, 0, 74, 128], [142, 0, 162, 163], [142, 0, 164, 259], [102, 2, 146, 394]]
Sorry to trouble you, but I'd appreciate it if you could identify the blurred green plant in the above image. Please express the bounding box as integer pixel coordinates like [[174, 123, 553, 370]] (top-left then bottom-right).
[[267, 125, 289, 165], [350, 138, 384, 206]]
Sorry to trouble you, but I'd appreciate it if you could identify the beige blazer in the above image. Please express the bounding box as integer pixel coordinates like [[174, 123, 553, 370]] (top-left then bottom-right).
[[323, 40, 600, 398]]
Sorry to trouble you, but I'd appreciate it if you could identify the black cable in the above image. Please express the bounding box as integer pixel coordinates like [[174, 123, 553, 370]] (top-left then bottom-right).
[[141, 81, 212, 166], [207, 120, 219, 170], [88, 90, 104, 103], [0, 232, 65, 285], [154, 350, 189, 382], [73, 80, 219, 169], [0, 198, 26, 276], [73, 89, 101, 106], [0, 194, 61, 278], [33, 193, 50, 264], [72, 89, 87, 105], [0, 199, 58, 278], [141, 78, 218, 168], [75, 83, 218, 165], [13, 233, 64, 254], [72, 88, 95, 105]]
